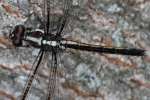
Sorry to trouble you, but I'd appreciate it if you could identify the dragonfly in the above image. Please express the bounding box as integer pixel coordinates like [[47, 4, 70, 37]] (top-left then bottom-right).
[[7, 0, 146, 100]]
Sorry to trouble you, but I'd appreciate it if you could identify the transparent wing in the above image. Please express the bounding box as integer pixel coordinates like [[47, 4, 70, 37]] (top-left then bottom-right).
[[42, 0, 73, 36], [20, 50, 44, 100], [43, 0, 50, 35], [46, 51, 57, 99], [46, 46, 63, 99], [55, 0, 72, 37]]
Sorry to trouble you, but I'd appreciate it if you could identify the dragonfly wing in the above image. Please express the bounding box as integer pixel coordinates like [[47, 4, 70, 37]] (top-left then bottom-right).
[[42, 0, 49, 35], [45, 0, 51, 35], [56, 0, 72, 37], [46, 50, 59, 99], [20, 50, 44, 100]]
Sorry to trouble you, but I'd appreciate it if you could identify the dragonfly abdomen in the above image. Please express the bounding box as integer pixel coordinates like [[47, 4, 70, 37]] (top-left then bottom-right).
[[62, 43, 145, 56]]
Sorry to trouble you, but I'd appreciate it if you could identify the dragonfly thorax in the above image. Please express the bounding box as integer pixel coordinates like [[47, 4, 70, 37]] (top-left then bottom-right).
[[42, 40, 58, 47], [40, 35, 63, 51]]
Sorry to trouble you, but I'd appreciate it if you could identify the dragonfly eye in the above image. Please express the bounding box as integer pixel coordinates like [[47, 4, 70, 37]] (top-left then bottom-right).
[[10, 25, 25, 46]]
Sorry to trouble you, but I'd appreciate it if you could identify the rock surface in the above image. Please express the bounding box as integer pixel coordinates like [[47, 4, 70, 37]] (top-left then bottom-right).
[[0, 0, 150, 100]]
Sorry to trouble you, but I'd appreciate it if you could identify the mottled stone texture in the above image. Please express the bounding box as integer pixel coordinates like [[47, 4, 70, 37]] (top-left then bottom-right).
[[0, 0, 150, 100]]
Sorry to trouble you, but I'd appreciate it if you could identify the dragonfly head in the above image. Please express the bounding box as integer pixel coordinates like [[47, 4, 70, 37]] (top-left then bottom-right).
[[9, 25, 25, 46]]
